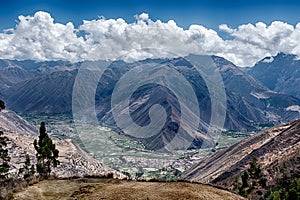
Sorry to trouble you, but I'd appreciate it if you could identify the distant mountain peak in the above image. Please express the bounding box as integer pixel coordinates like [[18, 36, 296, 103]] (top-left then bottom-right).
[[248, 52, 300, 98], [270, 52, 297, 62]]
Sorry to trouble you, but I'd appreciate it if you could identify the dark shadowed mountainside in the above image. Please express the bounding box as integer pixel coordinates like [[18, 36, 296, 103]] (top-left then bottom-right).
[[3, 70, 77, 114]]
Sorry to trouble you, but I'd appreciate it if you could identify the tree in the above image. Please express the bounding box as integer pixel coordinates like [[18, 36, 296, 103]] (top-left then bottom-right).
[[239, 171, 250, 196], [18, 154, 35, 180], [237, 157, 267, 198], [34, 122, 59, 177], [0, 100, 5, 111], [0, 131, 10, 179]]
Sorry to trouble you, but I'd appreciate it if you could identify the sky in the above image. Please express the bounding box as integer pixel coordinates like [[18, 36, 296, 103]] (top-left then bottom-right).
[[1, 0, 300, 30], [1, 0, 300, 66]]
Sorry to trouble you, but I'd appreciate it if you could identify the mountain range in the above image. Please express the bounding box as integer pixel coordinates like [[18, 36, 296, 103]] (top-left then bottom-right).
[[1, 54, 300, 151]]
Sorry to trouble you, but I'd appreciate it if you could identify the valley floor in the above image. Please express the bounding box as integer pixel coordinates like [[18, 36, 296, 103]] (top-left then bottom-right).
[[12, 178, 245, 200]]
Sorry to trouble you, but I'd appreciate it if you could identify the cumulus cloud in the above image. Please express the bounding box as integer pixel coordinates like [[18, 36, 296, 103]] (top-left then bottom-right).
[[219, 21, 300, 66], [1, 11, 300, 66], [0, 12, 86, 61], [219, 24, 234, 34], [78, 13, 225, 62]]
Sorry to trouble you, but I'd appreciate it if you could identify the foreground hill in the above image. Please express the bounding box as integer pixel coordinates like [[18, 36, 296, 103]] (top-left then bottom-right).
[[0, 110, 125, 179], [13, 178, 245, 200], [181, 119, 300, 188]]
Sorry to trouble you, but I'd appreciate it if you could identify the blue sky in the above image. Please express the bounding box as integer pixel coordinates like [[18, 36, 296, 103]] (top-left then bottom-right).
[[1, 0, 300, 31], [1, 0, 300, 66]]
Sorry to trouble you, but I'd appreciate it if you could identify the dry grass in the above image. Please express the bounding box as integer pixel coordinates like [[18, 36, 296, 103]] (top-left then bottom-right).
[[12, 178, 245, 200]]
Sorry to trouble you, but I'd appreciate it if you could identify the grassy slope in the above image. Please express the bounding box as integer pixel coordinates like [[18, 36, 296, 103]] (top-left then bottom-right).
[[13, 178, 245, 200]]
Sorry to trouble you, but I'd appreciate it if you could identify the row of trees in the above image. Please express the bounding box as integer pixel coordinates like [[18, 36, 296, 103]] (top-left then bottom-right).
[[0, 100, 59, 181]]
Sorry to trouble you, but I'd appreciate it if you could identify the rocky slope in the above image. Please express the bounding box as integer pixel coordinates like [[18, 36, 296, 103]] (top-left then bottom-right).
[[0, 110, 125, 179], [181, 119, 300, 188]]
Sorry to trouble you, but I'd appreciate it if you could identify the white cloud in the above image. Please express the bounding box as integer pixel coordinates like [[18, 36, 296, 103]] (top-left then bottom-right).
[[219, 21, 299, 66], [1, 11, 300, 67], [135, 13, 149, 21], [219, 24, 234, 34], [0, 12, 86, 61]]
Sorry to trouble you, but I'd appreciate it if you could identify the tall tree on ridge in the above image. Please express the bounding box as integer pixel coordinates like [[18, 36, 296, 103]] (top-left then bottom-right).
[[34, 122, 59, 177]]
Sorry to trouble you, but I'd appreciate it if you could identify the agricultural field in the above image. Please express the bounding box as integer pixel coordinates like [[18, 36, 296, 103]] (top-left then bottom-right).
[[22, 114, 248, 180]]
